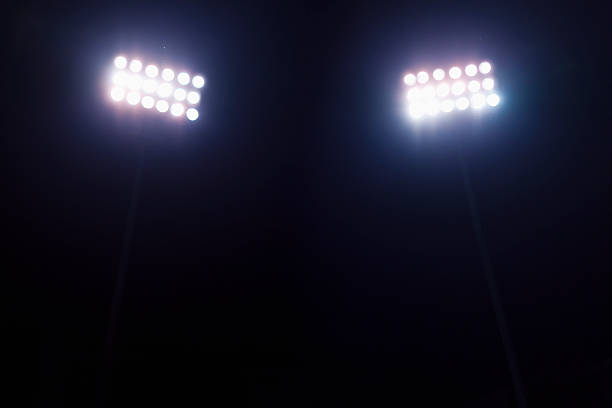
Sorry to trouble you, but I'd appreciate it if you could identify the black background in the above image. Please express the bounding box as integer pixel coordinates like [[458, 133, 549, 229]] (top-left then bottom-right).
[[7, 0, 612, 406]]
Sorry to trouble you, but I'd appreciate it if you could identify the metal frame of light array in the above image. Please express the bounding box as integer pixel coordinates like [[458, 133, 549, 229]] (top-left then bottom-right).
[[108, 55, 205, 121], [403, 61, 499, 120]]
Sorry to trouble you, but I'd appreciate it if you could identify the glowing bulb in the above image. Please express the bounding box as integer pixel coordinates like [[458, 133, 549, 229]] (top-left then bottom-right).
[[110, 87, 125, 101], [471, 93, 486, 109], [187, 91, 200, 104], [177, 72, 190, 86], [156, 100, 169, 113], [468, 80, 481, 93], [127, 75, 142, 91], [174, 88, 186, 101], [186, 108, 199, 121], [126, 91, 140, 105], [114, 56, 128, 69], [456, 97, 469, 110], [407, 87, 420, 101], [451, 81, 466, 96], [482, 78, 494, 91], [141, 96, 155, 109], [465, 64, 478, 77], [112, 71, 129, 87], [161, 68, 175, 81], [423, 85, 435, 99], [408, 103, 425, 119], [449, 66, 462, 79], [404, 73, 416, 86], [440, 99, 454, 113], [129, 59, 142, 73], [170, 103, 185, 117], [192, 75, 205, 88], [433, 68, 445, 81], [425, 100, 440, 116], [145, 65, 159, 78], [157, 83, 173, 98], [487, 93, 500, 107], [142, 79, 158, 94], [436, 83, 450, 98], [479, 61, 492, 74], [417, 71, 429, 84]]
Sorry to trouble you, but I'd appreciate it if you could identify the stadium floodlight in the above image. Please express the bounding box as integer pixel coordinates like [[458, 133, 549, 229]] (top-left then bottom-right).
[[108, 55, 205, 121], [402, 61, 499, 120]]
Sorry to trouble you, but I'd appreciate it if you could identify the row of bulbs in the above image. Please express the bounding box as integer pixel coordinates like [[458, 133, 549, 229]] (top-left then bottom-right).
[[110, 88, 200, 121], [404, 61, 492, 86], [111, 71, 201, 104], [113, 56, 205, 89], [407, 78, 495, 101], [408, 93, 500, 119]]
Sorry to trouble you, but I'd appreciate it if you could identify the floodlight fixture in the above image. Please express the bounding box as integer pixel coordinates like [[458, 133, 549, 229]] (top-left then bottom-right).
[[402, 61, 499, 121], [108, 55, 204, 121]]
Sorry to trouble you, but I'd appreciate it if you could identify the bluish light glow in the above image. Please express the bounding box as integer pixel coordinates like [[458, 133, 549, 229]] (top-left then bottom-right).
[[404, 73, 416, 86], [479, 61, 492, 74], [129, 59, 142, 73], [141, 95, 155, 109], [409, 103, 425, 119], [433, 68, 445, 81], [145, 65, 159, 78], [177, 72, 190, 86], [465, 64, 478, 77], [192, 75, 205, 88], [114, 56, 127, 69], [186, 108, 199, 121], [487, 93, 500, 107], [417, 71, 429, 84]]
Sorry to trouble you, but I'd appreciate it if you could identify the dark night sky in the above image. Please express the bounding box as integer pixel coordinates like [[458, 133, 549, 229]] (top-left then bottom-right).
[[6, 0, 612, 406]]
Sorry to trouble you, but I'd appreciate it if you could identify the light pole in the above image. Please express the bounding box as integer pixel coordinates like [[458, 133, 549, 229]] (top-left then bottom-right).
[[98, 54, 206, 406], [402, 62, 527, 408]]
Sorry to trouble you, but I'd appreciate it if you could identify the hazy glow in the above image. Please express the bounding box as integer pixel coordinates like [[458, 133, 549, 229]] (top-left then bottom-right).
[[465, 64, 478, 76], [129, 59, 143, 73], [407, 87, 420, 101], [471, 93, 486, 109], [141, 96, 155, 109], [126, 91, 141, 105], [408, 103, 425, 119], [433, 69, 445, 81], [436, 83, 450, 98], [192, 75, 205, 88], [468, 80, 481, 93], [487, 93, 500, 107], [423, 85, 435, 99], [187, 91, 200, 104], [482, 77, 494, 91], [440, 99, 454, 113], [127, 75, 143, 91], [404, 73, 416, 86], [449, 66, 462, 79], [161, 68, 175, 81], [142, 79, 158, 94], [110, 87, 125, 101], [157, 83, 173, 98], [456, 97, 469, 110], [425, 100, 440, 116], [451, 81, 466, 96], [479, 61, 492, 74], [417, 71, 429, 84], [114, 56, 127, 69], [170, 103, 185, 117], [177, 72, 190, 86], [112, 71, 129, 87], [174, 88, 186, 101], [156, 100, 169, 113], [186, 108, 199, 121], [145, 65, 159, 78]]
